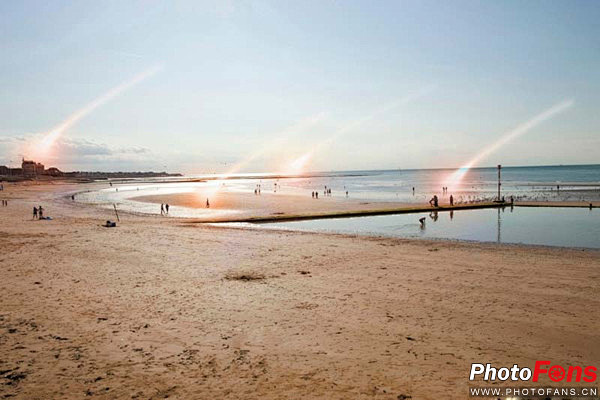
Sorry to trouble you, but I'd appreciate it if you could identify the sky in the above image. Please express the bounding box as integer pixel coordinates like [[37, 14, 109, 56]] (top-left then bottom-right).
[[0, 0, 599, 173]]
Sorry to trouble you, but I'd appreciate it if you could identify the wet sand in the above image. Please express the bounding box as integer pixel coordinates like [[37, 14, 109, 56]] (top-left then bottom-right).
[[1, 181, 599, 399], [131, 191, 510, 222]]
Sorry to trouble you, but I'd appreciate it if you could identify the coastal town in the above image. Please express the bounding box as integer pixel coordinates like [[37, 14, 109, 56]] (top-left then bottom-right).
[[0, 158, 181, 181]]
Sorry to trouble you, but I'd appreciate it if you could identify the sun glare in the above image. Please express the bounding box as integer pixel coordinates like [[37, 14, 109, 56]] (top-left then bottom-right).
[[288, 152, 312, 174], [25, 65, 163, 163], [444, 99, 574, 188]]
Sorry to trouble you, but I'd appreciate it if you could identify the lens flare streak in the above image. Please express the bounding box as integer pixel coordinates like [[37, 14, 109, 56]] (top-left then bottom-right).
[[289, 85, 436, 172], [446, 99, 574, 187], [34, 65, 163, 158]]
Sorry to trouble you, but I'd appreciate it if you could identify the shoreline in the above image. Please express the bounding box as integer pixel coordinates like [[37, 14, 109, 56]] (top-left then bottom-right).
[[187, 201, 598, 223]]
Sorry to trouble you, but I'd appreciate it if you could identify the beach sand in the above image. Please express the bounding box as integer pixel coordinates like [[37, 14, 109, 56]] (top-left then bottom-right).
[[1, 182, 599, 399]]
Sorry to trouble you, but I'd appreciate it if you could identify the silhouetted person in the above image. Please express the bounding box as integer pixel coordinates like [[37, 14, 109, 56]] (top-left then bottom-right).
[[206, 198, 210, 208], [33, 207, 38, 219], [165, 204, 169, 213], [429, 195, 438, 207], [315, 192, 318, 199], [419, 217, 426, 228], [38, 205, 43, 219], [160, 204, 165, 215], [449, 195, 454, 206]]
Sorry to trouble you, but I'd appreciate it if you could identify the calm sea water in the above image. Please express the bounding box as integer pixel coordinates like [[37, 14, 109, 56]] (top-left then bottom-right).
[[257, 207, 600, 249], [77, 164, 600, 210], [74, 164, 600, 248]]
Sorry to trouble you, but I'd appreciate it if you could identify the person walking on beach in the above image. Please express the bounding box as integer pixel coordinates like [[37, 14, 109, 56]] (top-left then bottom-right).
[[165, 204, 170, 214], [206, 198, 210, 208], [160, 204, 165, 215], [311, 191, 314, 198], [33, 206, 38, 219], [449, 194, 454, 206], [38, 205, 43, 219], [315, 192, 318, 199]]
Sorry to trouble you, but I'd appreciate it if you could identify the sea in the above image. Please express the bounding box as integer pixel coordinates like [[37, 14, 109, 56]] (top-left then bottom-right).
[[75, 164, 600, 248]]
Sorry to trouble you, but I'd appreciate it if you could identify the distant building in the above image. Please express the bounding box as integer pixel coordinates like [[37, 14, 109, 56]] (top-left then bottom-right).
[[44, 167, 63, 177], [22, 158, 44, 177], [0, 165, 8, 176]]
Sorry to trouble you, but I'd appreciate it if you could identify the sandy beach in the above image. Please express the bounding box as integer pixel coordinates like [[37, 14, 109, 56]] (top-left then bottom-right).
[[1, 181, 599, 399]]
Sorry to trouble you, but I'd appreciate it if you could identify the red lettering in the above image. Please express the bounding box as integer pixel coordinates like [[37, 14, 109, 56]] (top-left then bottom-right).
[[583, 366, 597, 383], [533, 360, 550, 382], [567, 366, 583, 382]]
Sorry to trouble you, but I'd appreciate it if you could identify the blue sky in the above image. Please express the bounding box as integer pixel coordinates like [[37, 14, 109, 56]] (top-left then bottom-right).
[[0, 0, 598, 173]]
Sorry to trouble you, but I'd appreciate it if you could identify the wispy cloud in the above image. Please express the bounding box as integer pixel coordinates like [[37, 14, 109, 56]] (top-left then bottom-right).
[[0, 135, 153, 169]]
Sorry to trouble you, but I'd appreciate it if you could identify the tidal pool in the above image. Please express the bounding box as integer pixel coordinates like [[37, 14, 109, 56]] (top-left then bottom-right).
[[259, 207, 600, 249]]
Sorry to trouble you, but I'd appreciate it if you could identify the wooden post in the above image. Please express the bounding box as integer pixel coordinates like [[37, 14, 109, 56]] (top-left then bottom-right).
[[497, 164, 502, 201], [113, 204, 120, 222]]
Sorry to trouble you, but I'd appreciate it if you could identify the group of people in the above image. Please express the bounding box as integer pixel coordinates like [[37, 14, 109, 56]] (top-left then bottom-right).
[[160, 203, 170, 215], [33, 205, 44, 219], [311, 185, 349, 199], [1, 199, 7, 206], [428, 188, 456, 207], [254, 184, 262, 195]]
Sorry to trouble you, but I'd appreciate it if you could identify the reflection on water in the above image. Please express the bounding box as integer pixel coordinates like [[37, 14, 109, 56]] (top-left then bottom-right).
[[258, 207, 600, 249], [75, 166, 600, 218]]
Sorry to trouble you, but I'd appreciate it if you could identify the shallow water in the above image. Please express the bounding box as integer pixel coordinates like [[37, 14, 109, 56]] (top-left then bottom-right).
[[257, 207, 600, 249], [75, 165, 600, 218]]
